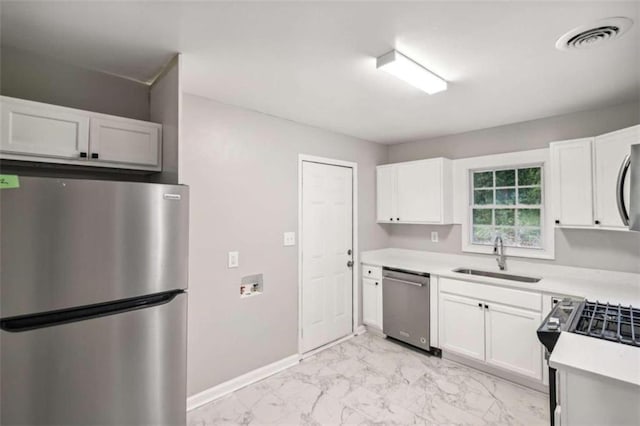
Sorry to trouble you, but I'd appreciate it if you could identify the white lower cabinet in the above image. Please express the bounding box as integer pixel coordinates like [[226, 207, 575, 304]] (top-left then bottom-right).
[[439, 277, 543, 382], [484, 303, 542, 379], [439, 293, 485, 360], [362, 277, 382, 329]]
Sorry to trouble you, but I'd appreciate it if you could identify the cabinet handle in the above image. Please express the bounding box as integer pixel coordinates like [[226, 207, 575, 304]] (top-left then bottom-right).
[[478, 302, 482, 308], [375, 282, 379, 286], [484, 304, 489, 309], [390, 218, 393, 221], [595, 220, 600, 225], [555, 220, 560, 224], [79, 152, 87, 158], [91, 153, 99, 159], [368, 270, 371, 274], [396, 217, 400, 221]]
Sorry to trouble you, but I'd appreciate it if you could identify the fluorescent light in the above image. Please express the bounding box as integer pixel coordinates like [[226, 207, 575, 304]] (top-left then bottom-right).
[[376, 50, 447, 94]]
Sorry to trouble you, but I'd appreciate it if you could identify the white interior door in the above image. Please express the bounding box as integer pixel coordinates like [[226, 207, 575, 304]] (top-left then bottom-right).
[[301, 161, 353, 353]]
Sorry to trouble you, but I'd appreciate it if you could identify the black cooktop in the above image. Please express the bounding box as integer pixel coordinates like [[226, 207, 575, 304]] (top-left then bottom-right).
[[570, 301, 640, 347]]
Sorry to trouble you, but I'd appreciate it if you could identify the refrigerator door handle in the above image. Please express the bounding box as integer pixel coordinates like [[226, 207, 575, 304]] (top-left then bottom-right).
[[616, 154, 631, 227], [1, 290, 183, 333]]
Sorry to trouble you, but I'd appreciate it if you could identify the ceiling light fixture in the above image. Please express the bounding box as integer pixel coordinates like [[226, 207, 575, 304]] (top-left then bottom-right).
[[376, 50, 447, 95]]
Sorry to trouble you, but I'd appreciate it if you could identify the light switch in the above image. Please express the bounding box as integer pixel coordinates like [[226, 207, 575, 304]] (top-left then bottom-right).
[[228, 251, 239, 268], [431, 231, 439, 243], [283, 232, 296, 246]]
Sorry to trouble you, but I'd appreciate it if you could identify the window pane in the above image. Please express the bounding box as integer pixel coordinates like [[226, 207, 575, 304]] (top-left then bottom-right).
[[518, 228, 542, 248], [495, 169, 515, 187], [495, 209, 515, 226], [473, 209, 492, 225], [495, 227, 516, 246], [473, 171, 493, 188], [518, 208, 541, 226], [518, 167, 541, 186], [519, 187, 541, 205], [474, 189, 494, 205], [496, 188, 515, 205], [472, 226, 493, 244]]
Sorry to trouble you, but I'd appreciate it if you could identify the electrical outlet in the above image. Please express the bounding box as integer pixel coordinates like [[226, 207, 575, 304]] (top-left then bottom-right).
[[431, 231, 439, 243], [228, 251, 239, 268], [283, 232, 296, 246]]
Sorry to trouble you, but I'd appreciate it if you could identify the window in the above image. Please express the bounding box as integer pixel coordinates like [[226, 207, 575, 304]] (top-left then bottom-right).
[[470, 165, 543, 249]]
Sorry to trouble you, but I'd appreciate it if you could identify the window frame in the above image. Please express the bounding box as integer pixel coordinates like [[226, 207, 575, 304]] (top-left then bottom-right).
[[458, 149, 555, 260], [470, 164, 545, 250]]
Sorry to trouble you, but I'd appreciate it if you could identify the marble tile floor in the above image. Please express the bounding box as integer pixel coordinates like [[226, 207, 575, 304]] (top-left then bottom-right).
[[188, 332, 549, 425]]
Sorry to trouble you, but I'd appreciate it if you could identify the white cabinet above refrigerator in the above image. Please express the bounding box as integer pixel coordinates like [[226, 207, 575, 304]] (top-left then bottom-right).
[[0, 96, 162, 171]]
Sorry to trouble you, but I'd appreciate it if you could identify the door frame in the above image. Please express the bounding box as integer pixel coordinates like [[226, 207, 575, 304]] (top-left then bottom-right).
[[298, 154, 359, 355]]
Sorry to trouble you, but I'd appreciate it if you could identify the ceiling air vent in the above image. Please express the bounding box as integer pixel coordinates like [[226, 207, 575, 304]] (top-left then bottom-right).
[[556, 17, 633, 51]]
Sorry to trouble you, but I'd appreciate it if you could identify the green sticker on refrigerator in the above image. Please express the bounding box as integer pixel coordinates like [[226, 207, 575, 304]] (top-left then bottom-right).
[[0, 175, 20, 189]]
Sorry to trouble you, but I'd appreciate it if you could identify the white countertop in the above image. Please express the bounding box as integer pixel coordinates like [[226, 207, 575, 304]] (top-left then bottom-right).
[[361, 248, 640, 387], [361, 248, 640, 306], [550, 332, 640, 387]]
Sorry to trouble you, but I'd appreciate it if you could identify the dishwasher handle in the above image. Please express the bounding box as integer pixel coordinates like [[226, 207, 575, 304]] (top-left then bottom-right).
[[383, 277, 424, 287]]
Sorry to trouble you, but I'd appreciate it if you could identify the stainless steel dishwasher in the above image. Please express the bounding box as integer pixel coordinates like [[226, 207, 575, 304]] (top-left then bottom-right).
[[382, 267, 431, 351]]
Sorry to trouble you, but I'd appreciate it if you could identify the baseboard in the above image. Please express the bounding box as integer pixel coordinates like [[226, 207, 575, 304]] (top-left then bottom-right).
[[186, 354, 300, 411], [443, 350, 549, 394], [355, 325, 367, 335]]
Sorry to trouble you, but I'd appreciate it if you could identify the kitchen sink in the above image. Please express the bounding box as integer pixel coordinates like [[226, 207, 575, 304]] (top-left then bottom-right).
[[452, 268, 541, 283]]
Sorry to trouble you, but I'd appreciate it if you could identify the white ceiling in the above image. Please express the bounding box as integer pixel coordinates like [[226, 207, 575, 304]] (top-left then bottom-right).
[[2, 1, 639, 144]]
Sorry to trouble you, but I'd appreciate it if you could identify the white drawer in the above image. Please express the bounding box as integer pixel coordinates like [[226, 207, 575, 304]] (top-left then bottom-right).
[[362, 265, 382, 280], [440, 277, 541, 312]]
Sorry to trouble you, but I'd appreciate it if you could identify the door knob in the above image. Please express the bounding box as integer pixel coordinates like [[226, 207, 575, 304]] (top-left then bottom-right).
[[347, 260, 354, 268]]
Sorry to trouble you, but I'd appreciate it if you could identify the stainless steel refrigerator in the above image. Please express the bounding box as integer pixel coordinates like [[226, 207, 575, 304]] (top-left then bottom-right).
[[0, 176, 188, 425]]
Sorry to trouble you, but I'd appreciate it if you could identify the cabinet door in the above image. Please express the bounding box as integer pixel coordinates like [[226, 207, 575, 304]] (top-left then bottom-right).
[[594, 126, 639, 228], [1, 97, 89, 160], [396, 160, 442, 223], [485, 303, 542, 380], [439, 293, 485, 361], [376, 166, 396, 222], [550, 138, 594, 226], [362, 277, 381, 328], [90, 118, 161, 170]]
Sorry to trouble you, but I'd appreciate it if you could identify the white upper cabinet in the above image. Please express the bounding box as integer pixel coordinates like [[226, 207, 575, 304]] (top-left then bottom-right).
[[376, 166, 396, 222], [90, 118, 161, 169], [550, 138, 594, 226], [594, 126, 639, 228], [550, 125, 639, 230], [0, 96, 162, 171], [1, 97, 89, 160], [376, 158, 453, 224]]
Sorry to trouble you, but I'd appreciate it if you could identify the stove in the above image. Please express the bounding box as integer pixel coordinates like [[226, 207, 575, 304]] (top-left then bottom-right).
[[570, 301, 640, 347], [537, 298, 640, 426]]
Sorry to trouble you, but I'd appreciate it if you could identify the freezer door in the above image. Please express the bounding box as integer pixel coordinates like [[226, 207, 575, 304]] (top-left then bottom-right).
[[630, 144, 640, 231], [0, 176, 189, 317], [1, 292, 187, 426]]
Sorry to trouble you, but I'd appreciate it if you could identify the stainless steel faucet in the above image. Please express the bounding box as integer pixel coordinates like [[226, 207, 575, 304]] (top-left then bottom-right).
[[493, 236, 506, 270]]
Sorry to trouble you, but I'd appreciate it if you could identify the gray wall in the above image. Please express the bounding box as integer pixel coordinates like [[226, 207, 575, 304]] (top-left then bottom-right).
[[181, 94, 388, 397], [150, 55, 181, 184], [1, 46, 150, 120], [386, 101, 640, 273]]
